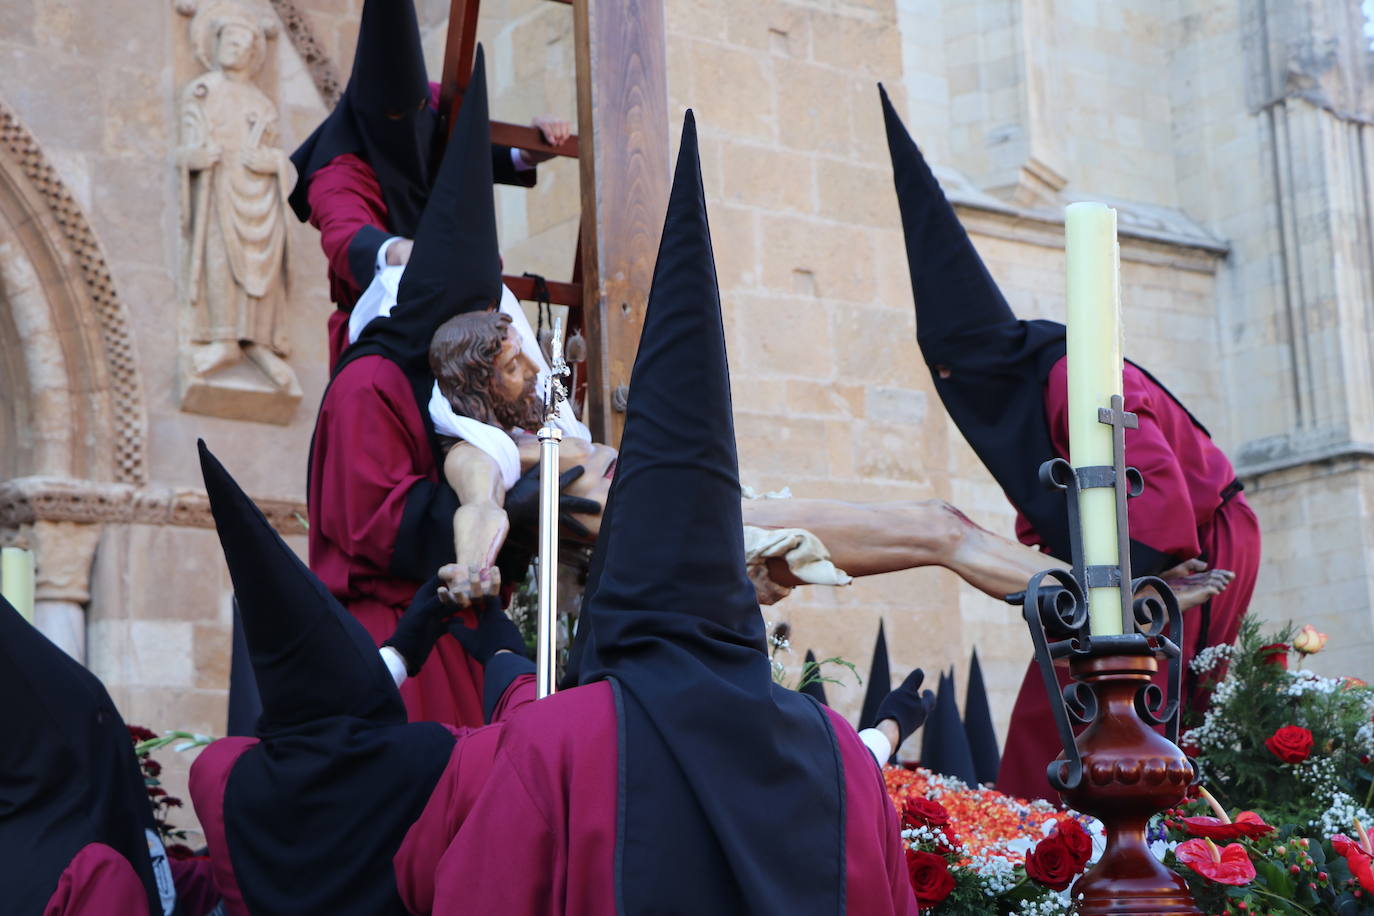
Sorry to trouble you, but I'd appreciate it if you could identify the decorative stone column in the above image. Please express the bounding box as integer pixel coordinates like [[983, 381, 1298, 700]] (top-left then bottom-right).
[[29, 520, 102, 661]]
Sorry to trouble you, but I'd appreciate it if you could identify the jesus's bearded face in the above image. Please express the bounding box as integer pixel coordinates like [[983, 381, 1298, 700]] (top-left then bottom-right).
[[488, 331, 543, 430]]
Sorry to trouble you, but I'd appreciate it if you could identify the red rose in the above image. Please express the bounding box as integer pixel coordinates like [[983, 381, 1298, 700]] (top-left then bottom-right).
[[1025, 834, 1082, 891], [1052, 819, 1093, 869], [1258, 643, 1290, 667], [1264, 725, 1314, 764], [905, 848, 956, 907], [1182, 811, 1274, 841], [902, 796, 950, 829], [1176, 838, 1255, 886]]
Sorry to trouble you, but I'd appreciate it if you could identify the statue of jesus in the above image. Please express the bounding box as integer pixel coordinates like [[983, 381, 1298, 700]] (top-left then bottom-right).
[[428, 309, 1233, 611]]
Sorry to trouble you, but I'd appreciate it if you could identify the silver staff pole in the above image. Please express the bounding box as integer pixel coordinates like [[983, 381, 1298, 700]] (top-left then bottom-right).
[[535, 317, 570, 698]]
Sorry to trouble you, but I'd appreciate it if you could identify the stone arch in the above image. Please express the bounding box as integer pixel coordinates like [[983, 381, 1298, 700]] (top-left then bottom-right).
[[0, 98, 147, 485]]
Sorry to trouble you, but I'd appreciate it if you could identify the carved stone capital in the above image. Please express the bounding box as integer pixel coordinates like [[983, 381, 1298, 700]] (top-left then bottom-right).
[[30, 520, 102, 603], [0, 475, 307, 537]]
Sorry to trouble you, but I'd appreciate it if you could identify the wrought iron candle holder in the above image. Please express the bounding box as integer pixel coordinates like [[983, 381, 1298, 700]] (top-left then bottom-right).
[[1021, 395, 1201, 914]]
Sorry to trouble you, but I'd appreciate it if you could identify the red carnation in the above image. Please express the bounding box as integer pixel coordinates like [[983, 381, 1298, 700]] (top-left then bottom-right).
[[905, 848, 956, 907], [1182, 811, 1274, 841], [142, 759, 162, 777], [1175, 838, 1256, 886], [1264, 725, 1314, 764], [127, 724, 157, 742], [1258, 643, 1290, 667], [902, 796, 950, 830], [1025, 834, 1082, 891], [1052, 819, 1093, 869]]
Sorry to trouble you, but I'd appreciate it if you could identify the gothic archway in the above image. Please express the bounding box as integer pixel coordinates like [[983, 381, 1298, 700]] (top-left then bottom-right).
[[0, 98, 147, 485]]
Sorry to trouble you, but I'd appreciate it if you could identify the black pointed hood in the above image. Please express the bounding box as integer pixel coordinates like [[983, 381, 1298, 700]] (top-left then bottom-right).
[[331, 46, 500, 455], [880, 84, 1072, 562], [859, 619, 891, 728], [200, 440, 403, 732], [576, 111, 844, 914], [198, 441, 454, 915], [225, 600, 262, 737], [920, 670, 979, 787], [964, 648, 1001, 785], [290, 0, 436, 234], [0, 597, 164, 916], [798, 648, 829, 706]]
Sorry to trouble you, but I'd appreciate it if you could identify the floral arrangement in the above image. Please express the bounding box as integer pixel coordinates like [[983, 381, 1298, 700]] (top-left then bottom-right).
[[884, 766, 1095, 914], [1155, 617, 1374, 914], [129, 725, 213, 858], [1158, 787, 1374, 914], [1184, 618, 1374, 836]]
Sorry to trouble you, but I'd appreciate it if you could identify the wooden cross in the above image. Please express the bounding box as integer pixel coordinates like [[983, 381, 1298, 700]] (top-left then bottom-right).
[[435, 0, 670, 446]]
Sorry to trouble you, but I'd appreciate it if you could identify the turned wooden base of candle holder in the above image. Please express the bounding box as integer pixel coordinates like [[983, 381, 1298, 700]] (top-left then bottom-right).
[[1056, 649, 1200, 915]]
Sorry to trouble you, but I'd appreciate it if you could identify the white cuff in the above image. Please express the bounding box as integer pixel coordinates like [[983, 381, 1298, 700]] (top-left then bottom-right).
[[380, 646, 408, 688], [512, 147, 536, 172], [858, 728, 892, 768], [375, 236, 404, 273]]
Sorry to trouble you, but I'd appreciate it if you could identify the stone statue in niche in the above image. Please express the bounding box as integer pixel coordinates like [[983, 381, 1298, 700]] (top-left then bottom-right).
[[175, 0, 301, 423]]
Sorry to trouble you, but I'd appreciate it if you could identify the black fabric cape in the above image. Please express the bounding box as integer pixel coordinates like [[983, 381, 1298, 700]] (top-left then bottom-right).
[[0, 597, 166, 916], [288, 0, 534, 238], [575, 111, 844, 915], [200, 443, 454, 915], [307, 47, 504, 579], [880, 85, 1211, 576], [288, 0, 434, 233]]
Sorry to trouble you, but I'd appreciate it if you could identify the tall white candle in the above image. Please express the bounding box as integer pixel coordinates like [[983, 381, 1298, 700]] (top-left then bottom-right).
[[1, 547, 36, 624], [1064, 203, 1124, 636]]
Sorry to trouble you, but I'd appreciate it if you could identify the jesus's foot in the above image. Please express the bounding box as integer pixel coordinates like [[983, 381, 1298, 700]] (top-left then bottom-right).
[[190, 340, 244, 377], [244, 343, 296, 390]]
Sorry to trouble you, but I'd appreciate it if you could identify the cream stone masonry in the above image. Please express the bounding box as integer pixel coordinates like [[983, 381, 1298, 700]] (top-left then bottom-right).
[[2, 0, 1373, 817]]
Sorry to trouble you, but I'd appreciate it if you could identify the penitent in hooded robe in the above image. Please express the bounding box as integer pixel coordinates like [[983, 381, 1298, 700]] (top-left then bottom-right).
[[189, 443, 535, 916], [307, 47, 505, 727], [392, 111, 918, 916], [0, 597, 176, 916], [288, 0, 536, 369], [879, 86, 1261, 803]]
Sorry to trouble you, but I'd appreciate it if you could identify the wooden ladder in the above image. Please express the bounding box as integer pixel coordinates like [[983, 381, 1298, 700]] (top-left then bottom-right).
[[437, 0, 670, 445]]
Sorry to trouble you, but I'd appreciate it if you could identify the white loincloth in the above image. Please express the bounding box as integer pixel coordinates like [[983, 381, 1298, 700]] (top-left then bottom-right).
[[741, 486, 852, 605]]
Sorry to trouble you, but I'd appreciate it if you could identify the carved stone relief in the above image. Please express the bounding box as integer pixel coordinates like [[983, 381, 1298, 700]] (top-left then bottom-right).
[[175, 0, 302, 424]]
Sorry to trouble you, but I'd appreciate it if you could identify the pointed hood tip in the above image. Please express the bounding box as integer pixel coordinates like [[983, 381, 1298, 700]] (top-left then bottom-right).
[[198, 443, 403, 731]]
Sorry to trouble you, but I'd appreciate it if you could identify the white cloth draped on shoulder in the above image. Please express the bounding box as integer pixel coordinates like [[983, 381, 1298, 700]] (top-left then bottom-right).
[[348, 269, 592, 492]]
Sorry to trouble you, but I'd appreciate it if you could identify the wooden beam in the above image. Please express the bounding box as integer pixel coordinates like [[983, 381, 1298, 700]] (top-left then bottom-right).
[[489, 122, 580, 159], [573, 0, 670, 445], [437, 0, 482, 131], [502, 274, 582, 307]]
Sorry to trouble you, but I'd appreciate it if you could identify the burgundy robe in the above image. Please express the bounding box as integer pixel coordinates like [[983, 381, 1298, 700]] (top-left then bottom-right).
[[307, 353, 484, 726], [395, 682, 918, 915], [998, 357, 1261, 802], [306, 152, 389, 366], [190, 674, 536, 916], [43, 844, 150, 916]]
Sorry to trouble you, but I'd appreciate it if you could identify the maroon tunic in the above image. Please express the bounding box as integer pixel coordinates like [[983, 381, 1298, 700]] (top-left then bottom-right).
[[307, 353, 484, 726], [998, 358, 1261, 802], [306, 153, 388, 367], [190, 674, 536, 916], [395, 682, 918, 916], [43, 843, 150, 916]]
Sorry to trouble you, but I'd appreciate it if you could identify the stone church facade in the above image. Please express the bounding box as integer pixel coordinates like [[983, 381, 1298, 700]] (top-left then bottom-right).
[[1, 0, 1372, 816]]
